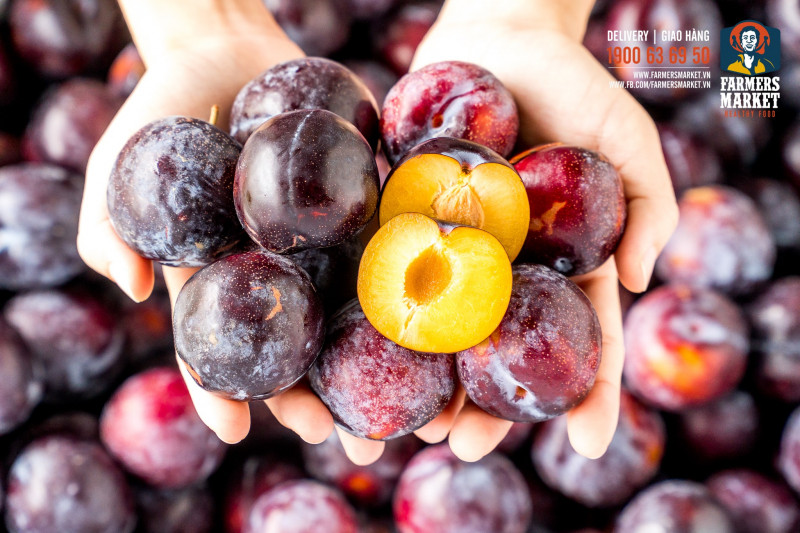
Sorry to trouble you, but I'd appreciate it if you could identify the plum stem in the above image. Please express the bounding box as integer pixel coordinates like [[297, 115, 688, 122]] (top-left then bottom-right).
[[208, 105, 220, 126]]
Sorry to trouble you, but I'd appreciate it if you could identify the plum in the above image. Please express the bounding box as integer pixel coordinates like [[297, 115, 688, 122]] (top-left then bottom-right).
[[381, 61, 518, 163], [4, 435, 136, 533], [457, 264, 601, 422], [768, 0, 800, 59], [393, 444, 532, 533], [0, 133, 21, 166], [785, 122, 800, 187], [532, 391, 665, 507], [136, 485, 214, 533], [224, 456, 304, 533], [748, 278, 800, 401], [9, 0, 127, 78], [736, 178, 800, 250], [263, 0, 351, 57], [107, 116, 246, 267], [623, 284, 749, 411], [23, 79, 122, 174], [779, 405, 800, 494], [707, 469, 800, 533], [107, 43, 145, 98], [234, 109, 379, 254], [343, 60, 398, 108], [679, 391, 758, 459], [303, 432, 421, 506], [244, 480, 358, 533], [229, 57, 379, 149], [100, 367, 227, 489], [0, 319, 42, 435], [287, 238, 363, 315], [373, 2, 440, 75], [658, 124, 723, 195], [656, 186, 775, 296], [4, 289, 125, 399], [309, 299, 455, 440], [174, 250, 325, 401], [0, 163, 85, 290], [511, 144, 626, 276]]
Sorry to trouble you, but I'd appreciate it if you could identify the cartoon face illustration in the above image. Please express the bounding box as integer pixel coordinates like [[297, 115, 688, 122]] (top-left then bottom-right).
[[741, 28, 758, 52]]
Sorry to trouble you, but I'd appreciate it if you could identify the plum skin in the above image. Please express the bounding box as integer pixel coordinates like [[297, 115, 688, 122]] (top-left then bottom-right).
[[511, 143, 626, 276], [380, 61, 519, 164], [457, 264, 601, 422], [234, 109, 379, 254], [229, 57, 379, 150], [174, 250, 325, 401], [108, 116, 246, 267], [309, 299, 455, 440]]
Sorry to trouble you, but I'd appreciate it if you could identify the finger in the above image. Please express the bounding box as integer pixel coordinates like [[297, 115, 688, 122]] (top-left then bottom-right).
[[448, 400, 514, 462], [335, 427, 386, 466], [567, 260, 624, 459], [414, 385, 466, 443], [264, 383, 334, 445], [177, 358, 251, 444]]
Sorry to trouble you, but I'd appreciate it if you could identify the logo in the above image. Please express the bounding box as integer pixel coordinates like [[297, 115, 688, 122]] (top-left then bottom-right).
[[720, 20, 780, 76]]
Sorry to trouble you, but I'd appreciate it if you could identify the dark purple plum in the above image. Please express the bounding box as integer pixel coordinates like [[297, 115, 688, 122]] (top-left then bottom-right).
[[373, 2, 440, 75], [23, 78, 122, 174], [309, 299, 455, 440], [768, 0, 800, 59], [287, 238, 363, 315], [9, 0, 127, 78], [234, 109, 379, 254], [245, 480, 358, 533], [510, 144, 626, 276], [623, 284, 749, 411], [229, 57, 379, 149], [616, 481, 735, 532], [0, 132, 21, 166], [707, 470, 800, 533], [0, 163, 84, 290], [658, 124, 723, 195], [174, 250, 324, 401], [381, 61, 519, 164], [748, 278, 800, 401], [136, 485, 214, 533], [4, 435, 136, 533], [779, 406, 800, 494], [785, 122, 800, 187], [782, 61, 800, 109], [107, 43, 145, 99], [736, 178, 800, 250], [224, 456, 304, 533], [532, 390, 665, 507], [303, 432, 421, 506], [343, 60, 398, 108], [100, 367, 227, 489], [393, 444, 532, 533], [457, 264, 601, 422], [0, 319, 42, 435], [263, 0, 351, 57], [674, 92, 771, 166], [4, 289, 125, 399], [604, 0, 722, 103], [656, 186, 775, 296], [108, 116, 246, 267], [0, 41, 15, 106], [679, 391, 758, 459]]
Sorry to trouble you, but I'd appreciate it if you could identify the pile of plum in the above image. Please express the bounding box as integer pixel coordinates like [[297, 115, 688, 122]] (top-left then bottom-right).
[[0, 0, 799, 532]]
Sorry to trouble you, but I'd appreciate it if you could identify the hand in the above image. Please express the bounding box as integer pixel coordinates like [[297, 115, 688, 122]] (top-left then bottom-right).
[[404, 4, 678, 460]]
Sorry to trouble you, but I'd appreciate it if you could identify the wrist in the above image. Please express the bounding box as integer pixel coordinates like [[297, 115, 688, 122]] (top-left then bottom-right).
[[118, 0, 285, 64], [433, 0, 594, 42]]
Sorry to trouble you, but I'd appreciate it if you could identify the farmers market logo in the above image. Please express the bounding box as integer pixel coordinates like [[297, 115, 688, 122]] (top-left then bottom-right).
[[719, 21, 781, 116]]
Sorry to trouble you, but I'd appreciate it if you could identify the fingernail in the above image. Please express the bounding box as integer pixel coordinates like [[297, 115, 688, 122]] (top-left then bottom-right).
[[109, 261, 141, 303], [640, 246, 658, 292]]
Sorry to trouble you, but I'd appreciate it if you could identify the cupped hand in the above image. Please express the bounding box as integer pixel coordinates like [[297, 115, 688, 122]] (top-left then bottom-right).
[[407, 22, 679, 460]]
